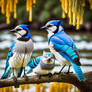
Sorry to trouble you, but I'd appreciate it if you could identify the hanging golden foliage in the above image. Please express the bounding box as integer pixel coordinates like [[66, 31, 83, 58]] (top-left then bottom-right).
[[0, 0, 37, 24], [60, 0, 92, 30], [88, 0, 92, 10], [0, 0, 92, 29]]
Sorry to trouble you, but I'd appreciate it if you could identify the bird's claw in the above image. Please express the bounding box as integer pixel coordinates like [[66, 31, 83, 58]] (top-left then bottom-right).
[[42, 73, 53, 77], [47, 73, 53, 77], [58, 71, 63, 74], [23, 75, 29, 81], [36, 73, 53, 79], [53, 72, 63, 75], [37, 74, 41, 79], [64, 71, 73, 74], [12, 76, 17, 82]]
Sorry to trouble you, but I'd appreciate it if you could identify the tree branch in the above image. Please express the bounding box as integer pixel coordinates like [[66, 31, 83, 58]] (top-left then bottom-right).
[[0, 72, 92, 92]]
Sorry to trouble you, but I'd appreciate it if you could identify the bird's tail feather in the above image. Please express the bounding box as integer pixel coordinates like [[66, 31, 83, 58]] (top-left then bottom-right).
[[14, 85, 19, 88], [26, 67, 32, 74], [14, 68, 23, 88], [1, 67, 11, 79], [71, 62, 85, 81]]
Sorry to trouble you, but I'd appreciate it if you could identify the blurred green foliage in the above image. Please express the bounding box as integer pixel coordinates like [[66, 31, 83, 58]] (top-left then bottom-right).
[[0, 0, 92, 24]]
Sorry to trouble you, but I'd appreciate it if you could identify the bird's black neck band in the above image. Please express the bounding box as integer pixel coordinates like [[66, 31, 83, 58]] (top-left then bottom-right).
[[54, 21, 61, 34], [17, 37, 30, 42]]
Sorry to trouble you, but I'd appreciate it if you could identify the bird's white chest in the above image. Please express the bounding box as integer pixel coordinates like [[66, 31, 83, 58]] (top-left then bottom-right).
[[13, 39, 33, 53], [49, 42, 66, 65], [9, 53, 32, 68], [49, 42, 57, 54], [33, 64, 51, 75], [9, 39, 33, 68]]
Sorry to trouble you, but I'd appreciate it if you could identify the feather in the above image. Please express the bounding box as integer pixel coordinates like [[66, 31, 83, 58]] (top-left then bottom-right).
[[1, 42, 15, 79], [71, 62, 85, 81]]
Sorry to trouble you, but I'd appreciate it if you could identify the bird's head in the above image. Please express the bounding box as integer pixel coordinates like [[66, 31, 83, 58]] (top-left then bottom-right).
[[10, 24, 31, 38], [41, 20, 64, 34], [41, 51, 55, 64]]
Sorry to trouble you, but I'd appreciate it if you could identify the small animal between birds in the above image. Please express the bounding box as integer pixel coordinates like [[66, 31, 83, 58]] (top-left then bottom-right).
[[26, 51, 55, 76]]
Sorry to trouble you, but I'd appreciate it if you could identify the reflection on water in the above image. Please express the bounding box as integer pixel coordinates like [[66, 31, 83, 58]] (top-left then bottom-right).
[[0, 83, 80, 92], [0, 30, 92, 92]]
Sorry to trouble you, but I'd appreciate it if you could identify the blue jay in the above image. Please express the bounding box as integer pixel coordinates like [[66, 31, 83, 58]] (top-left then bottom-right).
[[1, 24, 34, 87], [41, 20, 85, 81], [26, 51, 55, 77]]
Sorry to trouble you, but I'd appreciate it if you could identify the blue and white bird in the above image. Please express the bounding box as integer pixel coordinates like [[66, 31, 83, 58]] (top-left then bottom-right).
[[26, 51, 55, 77], [1, 24, 34, 87], [41, 20, 85, 81]]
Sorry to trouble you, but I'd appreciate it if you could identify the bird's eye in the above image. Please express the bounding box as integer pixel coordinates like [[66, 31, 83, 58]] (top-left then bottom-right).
[[47, 25, 53, 27], [16, 29, 21, 31]]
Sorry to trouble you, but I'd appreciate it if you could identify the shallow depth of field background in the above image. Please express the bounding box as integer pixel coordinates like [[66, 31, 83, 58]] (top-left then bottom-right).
[[0, 0, 92, 92]]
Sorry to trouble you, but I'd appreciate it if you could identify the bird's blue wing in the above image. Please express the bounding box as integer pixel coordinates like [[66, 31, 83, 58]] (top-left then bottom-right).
[[50, 36, 85, 81], [1, 42, 16, 79], [50, 37, 81, 65], [26, 56, 41, 74]]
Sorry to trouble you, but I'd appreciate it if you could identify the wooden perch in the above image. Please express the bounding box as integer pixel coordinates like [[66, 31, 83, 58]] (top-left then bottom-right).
[[0, 72, 92, 92]]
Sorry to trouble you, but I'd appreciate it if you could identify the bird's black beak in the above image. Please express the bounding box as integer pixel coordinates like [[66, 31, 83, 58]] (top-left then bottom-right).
[[48, 58, 51, 61], [10, 29, 16, 33], [41, 26, 47, 30]]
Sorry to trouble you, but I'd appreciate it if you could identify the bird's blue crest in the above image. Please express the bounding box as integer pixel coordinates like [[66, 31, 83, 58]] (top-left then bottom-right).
[[18, 24, 29, 31], [45, 52, 53, 57], [48, 20, 63, 26], [18, 24, 31, 38]]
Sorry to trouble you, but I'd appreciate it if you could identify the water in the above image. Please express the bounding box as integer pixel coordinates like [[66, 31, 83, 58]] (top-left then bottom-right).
[[0, 30, 92, 92]]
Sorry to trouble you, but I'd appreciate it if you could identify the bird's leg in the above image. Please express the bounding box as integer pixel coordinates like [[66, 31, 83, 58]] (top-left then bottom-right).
[[12, 68, 17, 82], [36, 73, 52, 78], [59, 64, 66, 74], [23, 67, 29, 81], [42, 73, 53, 77], [67, 65, 71, 74], [65, 65, 73, 74], [35, 72, 42, 79], [36, 74, 42, 79], [46, 73, 53, 77]]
